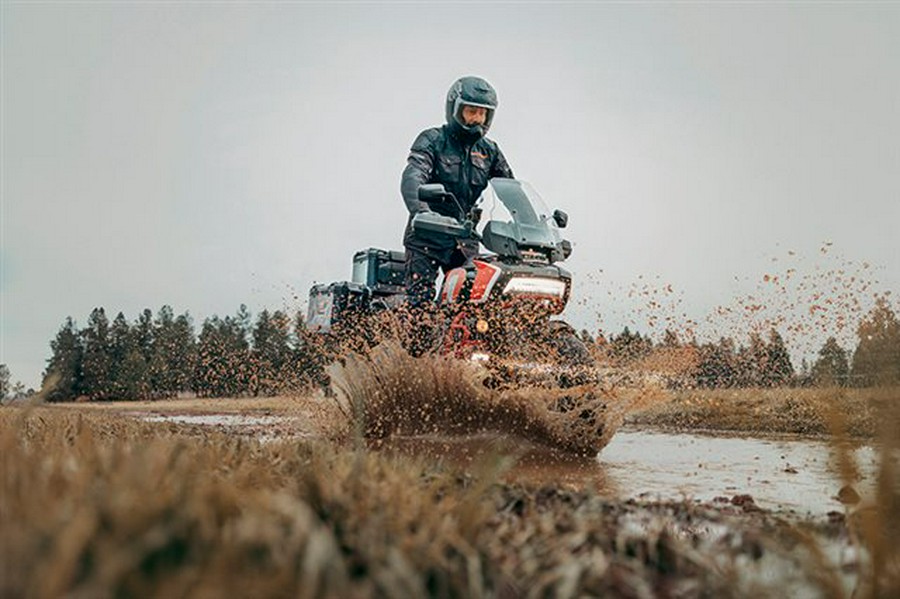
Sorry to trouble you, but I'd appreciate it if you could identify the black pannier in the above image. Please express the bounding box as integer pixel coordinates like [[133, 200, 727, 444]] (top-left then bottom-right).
[[306, 281, 371, 333], [352, 248, 406, 295]]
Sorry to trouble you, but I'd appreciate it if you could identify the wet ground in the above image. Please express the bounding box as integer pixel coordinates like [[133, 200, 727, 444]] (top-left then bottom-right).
[[129, 403, 880, 518], [547, 429, 875, 516], [333, 424, 880, 518]]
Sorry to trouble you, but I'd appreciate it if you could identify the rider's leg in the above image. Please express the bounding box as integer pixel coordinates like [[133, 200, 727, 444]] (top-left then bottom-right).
[[403, 246, 443, 356], [404, 246, 441, 309]]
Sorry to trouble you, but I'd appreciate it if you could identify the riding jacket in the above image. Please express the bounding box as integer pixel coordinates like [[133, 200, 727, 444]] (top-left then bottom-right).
[[401, 125, 514, 252]]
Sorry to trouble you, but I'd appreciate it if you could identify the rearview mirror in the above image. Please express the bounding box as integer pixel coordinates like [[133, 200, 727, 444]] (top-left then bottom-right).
[[553, 209, 568, 229], [418, 184, 448, 204]]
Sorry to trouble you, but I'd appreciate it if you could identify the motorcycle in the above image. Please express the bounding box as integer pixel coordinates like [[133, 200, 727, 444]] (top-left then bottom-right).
[[410, 178, 592, 369], [307, 178, 593, 380]]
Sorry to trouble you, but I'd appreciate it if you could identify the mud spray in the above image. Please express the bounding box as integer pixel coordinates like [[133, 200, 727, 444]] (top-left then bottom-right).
[[321, 242, 897, 457], [325, 342, 665, 456]]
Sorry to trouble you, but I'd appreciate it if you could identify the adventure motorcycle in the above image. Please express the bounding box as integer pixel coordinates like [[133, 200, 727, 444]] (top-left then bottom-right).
[[307, 178, 593, 379]]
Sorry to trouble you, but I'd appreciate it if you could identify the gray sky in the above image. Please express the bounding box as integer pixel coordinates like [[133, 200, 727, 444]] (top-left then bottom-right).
[[2, 2, 898, 388]]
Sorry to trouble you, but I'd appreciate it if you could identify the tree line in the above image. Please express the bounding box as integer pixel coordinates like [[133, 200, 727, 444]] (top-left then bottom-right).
[[586, 297, 900, 389], [41, 305, 325, 401], [29, 296, 900, 402]]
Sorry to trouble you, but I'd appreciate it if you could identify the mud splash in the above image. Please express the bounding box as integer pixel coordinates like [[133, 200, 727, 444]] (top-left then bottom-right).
[[326, 342, 665, 456]]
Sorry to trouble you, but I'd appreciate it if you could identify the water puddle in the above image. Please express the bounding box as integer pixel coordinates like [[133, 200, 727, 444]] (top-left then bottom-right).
[[598, 429, 877, 515], [133, 408, 880, 517], [140, 413, 286, 427], [375, 428, 879, 517]]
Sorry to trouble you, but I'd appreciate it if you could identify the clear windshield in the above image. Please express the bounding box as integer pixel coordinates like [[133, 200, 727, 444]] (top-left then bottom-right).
[[477, 179, 551, 227], [475, 179, 563, 256]]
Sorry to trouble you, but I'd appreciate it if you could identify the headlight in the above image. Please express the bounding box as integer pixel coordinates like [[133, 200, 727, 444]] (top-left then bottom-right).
[[502, 277, 566, 298]]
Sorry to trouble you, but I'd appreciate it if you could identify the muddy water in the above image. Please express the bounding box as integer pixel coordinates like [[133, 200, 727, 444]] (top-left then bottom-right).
[[136, 409, 879, 517], [376, 428, 879, 517], [141, 414, 286, 427], [598, 429, 877, 515]]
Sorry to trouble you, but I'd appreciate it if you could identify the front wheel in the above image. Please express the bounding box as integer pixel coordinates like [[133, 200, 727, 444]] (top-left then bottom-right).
[[549, 322, 594, 367]]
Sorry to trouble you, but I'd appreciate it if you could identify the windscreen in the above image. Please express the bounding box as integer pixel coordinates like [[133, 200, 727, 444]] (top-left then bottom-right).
[[478, 179, 551, 227], [476, 179, 562, 254]]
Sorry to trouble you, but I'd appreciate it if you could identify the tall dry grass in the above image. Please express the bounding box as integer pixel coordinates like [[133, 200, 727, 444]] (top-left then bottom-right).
[[4, 355, 898, 597], [6, 405, 890, 598], [820, 392, 900, 598], [628, 386, 892, 437], [0, 407, 503, 597]]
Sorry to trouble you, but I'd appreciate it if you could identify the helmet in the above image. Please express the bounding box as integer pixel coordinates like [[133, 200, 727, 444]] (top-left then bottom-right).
[[445, 76, 498, 141]]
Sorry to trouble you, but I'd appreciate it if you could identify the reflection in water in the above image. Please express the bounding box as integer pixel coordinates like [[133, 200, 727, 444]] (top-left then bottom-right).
[[369, 433, 620, 497], [600, 429, 877, 515], [372, 429, 878, 516]]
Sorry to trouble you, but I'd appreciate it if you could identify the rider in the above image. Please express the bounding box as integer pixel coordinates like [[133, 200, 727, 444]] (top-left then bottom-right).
[[400, 76, 514, 309]]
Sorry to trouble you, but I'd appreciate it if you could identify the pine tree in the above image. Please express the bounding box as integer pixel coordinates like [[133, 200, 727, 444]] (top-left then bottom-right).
[[662, 329, 680, 348], [109, 311, 150, 399], [0, 364, 10, 401], [292, 309, 328, 389], [149, 305, 177, 397], [737, 333, 768, 387], [250, 310, 293, 395], [195, 318, 223, 397], [269, 310, 293, 390], [171, 313, 197, 395], [43, 317, 84, 401], [765, 329, 794, 387], [798, 357, 813, 387], [109, 312, 132, 397], [812, 337, 849, 387], [226, 308, 252, 395], [146, 307, 198, 398], [134, 308, 155, 365], [694, 337, 737, 388], [611, 326, 653, 362], [236, 304, 252, 345], [249, 310, 273, 396], [81, 308, 114, 400], [121, 348, 151, 399], [851, 297, 900, 386], [194, 310, 251, 398]]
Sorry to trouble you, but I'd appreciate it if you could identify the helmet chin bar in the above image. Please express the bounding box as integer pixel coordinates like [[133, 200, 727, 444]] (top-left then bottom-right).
[[455, 120, 485, 137]]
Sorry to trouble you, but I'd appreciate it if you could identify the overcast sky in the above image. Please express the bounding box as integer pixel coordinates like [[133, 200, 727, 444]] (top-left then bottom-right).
[[2, 2, 898, 388]]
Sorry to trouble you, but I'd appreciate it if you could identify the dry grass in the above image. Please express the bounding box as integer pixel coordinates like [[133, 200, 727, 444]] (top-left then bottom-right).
[[0, 407, 488, 597], [627, 386, 897, 438], [821, 395, 900, 598], [5, 354, 898, 597], [5, 405, 897, 598], [50, 395, 303, 414]]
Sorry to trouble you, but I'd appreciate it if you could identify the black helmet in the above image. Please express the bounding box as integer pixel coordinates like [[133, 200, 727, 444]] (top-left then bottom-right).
[[445, 76, 498, 141]]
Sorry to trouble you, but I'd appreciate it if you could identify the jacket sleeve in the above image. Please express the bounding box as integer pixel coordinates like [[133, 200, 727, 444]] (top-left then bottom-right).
[[400, 130, 437, 215], [491, 144, 514, 179]]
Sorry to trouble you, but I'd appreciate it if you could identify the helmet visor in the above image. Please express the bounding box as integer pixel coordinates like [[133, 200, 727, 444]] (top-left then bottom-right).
[[453, 100, 495, 132]]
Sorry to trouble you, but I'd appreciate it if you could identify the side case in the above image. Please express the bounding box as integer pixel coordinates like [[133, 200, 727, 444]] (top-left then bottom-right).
[[352, 248, 406, 295], [307, 281, 371, 333]]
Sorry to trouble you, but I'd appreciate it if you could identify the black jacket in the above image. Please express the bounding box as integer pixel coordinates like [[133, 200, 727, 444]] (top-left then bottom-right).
[[401, 125, 513, 251]]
